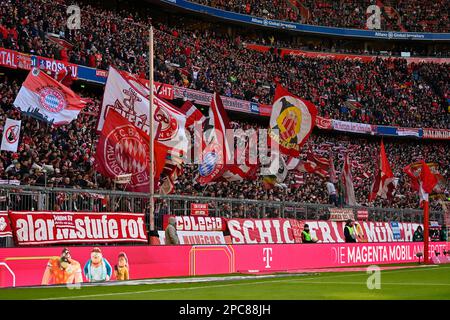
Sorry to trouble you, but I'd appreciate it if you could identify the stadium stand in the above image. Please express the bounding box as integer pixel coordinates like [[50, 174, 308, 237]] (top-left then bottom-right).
[[189, 0, 450, 32]]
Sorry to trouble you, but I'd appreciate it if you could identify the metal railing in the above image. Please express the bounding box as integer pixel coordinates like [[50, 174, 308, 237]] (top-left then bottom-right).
[[0, 185, 444, 234]]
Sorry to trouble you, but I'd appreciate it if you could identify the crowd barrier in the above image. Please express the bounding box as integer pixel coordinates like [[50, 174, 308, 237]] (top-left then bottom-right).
[[0, 242, 448, 287]]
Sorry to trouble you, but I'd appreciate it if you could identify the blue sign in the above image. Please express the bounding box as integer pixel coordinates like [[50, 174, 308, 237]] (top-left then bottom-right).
[[250, 102, 259, 114], [390, 221, 401, 240], [161, 0, 450, 41]]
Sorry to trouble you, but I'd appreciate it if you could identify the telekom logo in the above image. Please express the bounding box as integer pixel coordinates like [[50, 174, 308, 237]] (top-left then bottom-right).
[[263, 248, 273, 268]]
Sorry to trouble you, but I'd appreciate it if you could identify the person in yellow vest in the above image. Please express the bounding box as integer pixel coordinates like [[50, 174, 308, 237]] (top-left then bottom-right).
[[301, 224, 317, 243], [344, 219, 357, 243]]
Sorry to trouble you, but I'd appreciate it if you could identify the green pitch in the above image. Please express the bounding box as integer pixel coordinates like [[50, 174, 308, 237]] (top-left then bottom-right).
[[0, 265, 449, 300]]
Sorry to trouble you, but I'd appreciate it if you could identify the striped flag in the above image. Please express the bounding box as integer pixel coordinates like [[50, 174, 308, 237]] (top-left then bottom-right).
[[291, 172, 305, 188]]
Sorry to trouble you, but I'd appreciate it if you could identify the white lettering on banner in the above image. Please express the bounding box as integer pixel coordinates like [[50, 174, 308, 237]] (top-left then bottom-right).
[[9, 211, 146, 245], [318, 221, 333, 243], [0, 50, 17, 68], [282, 220, 295, 243], [243, 220, 257, 244], [256, 220, 273, 243], [175, 216, 223, 231]]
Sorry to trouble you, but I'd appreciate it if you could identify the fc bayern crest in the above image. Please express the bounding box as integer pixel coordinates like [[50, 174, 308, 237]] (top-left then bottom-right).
[[103, 124, 150, 187], [155, 106, 178, 141], [197, 142, 225, 184], [38, 87, 67, 113]]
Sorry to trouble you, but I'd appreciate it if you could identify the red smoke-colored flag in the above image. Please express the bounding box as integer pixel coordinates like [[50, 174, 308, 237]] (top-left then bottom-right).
[[369, 140, 395, 202], [95, 109, 168, 192], [14, 68, 87, 126], [268, 85, 317, 157]]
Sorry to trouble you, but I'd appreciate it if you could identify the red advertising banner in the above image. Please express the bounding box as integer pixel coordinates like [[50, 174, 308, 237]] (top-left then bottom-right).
[[163, 215, 226, 231], [0, 48, 18, 69], [0, 211, 12, 238], [227, 218, 303, 244], [191, 203, 209, 216], [8, 211, 147, 245], [356, 210, 369, 221]]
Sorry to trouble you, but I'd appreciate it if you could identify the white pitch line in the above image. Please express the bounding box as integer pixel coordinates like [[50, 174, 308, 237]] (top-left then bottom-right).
[[39, 265, 449, 300]]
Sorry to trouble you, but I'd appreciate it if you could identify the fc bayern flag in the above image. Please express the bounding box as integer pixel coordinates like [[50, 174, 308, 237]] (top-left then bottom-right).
[[269, 85, 317, 157], [13, 68, 87, 126], [95, 109, 168, 192]]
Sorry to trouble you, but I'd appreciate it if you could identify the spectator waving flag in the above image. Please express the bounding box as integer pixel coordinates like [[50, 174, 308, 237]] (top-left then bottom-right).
[[268, 85, 317, 157], [14, 68, 87, 126], [368, 140, 396, 202]]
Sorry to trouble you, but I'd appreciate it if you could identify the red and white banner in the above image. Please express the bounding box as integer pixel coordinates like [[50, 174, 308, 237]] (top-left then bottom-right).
[[0, 211, 12, 238], [158, 231, 226, 245], [8, 211, 147, 245], [163, 215, 227, 232], [191, 203, 209, 216], [13, 68, 87, 126], [0, 48, 18, 68], [0, 118, 21, 152], [227, 218, 303, 244], [315, 116, 333, 130]]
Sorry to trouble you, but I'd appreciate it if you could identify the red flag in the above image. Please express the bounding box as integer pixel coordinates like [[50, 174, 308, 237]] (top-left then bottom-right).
[[268, 85, 317, 157], [403, 161, 439, 203], [180, 101, 205, 129], [369, 140, 395, 202], [420, 160, 438, 195], [14, 68, 87, 126], [95, 109, 168, 192]]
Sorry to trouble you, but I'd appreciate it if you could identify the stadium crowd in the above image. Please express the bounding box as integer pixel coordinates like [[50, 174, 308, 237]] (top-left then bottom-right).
[[0, 0, 449, 129], [189, 0, 450, 33], [0, 74, 448, 212], [0, 0, 448, 212]]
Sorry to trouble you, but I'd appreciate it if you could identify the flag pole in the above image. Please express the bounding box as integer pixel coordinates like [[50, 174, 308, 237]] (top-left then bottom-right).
[[149, 26, 155, 234], [423, 199, 430, 264]]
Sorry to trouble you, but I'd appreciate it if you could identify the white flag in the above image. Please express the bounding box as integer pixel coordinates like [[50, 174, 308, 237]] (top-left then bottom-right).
[[1, 118, 21, 152]]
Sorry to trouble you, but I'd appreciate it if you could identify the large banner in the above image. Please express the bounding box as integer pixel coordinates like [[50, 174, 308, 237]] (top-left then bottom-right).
[[0, 242, 448, 287], [227, 218, 303, 244], [158, 231, 226, 245], [304, 220, 422, 243], [8, 211, 147, 245], [163, 215, 227, 232], [0, 212, 12, 238]]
